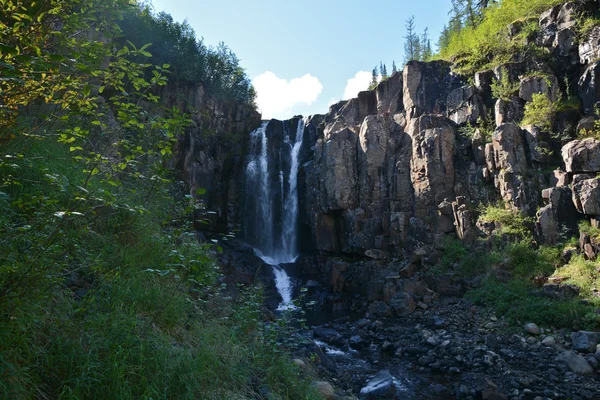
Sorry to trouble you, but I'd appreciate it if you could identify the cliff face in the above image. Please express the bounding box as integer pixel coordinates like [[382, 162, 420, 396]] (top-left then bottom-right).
[[296, 1, 600, 265], [161, 81, 261, 234]]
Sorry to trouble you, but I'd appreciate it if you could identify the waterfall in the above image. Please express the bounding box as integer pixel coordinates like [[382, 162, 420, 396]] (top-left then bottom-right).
[[245, 118, 306, 310]]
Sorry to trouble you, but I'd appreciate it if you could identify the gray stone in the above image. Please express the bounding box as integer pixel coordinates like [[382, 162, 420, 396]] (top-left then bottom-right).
[[556, 351, 595, 375], [359, 370, 396, 399], [571, 331, 600, 353], [572, 178, 600, 215], [311, 381, 335, 400], [524, 323, 541, 335], [390, 292, 416, 317], [541, 336, 557, 347], [493, 123, 528, 174], [519, 75, 559, 103], [562, 138, 600, 173]]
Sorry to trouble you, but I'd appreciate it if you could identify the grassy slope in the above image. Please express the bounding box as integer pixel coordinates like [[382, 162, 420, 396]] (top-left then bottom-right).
[[0, 139, 320, 399]]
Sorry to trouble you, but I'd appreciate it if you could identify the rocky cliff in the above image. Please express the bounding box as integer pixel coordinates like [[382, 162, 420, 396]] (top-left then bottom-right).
[[161, 80, 261, 234], [270, 0, 600, 304]]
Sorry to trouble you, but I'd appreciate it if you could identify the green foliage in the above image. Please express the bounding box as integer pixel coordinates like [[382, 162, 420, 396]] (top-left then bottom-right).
[[119, 5, 256, 106], [438, 0, 563, 76], [523, 93, 556, 131], [579, 17, 600, 39], [490, 68, 520, 101], [0, 1, 317, 399], [467, 278, 600, 329], [579, 220, 600, 239], [577, 108, 600, 140], [435, 238, 501, 277], [505, 241, 561, 278], [459, 115, 495, 143], [478, 204, 533, 241], [552, 255, 600, 306]]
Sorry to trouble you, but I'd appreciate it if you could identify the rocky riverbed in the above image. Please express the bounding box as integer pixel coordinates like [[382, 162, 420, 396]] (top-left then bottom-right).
[[290, 294, 600, 400]]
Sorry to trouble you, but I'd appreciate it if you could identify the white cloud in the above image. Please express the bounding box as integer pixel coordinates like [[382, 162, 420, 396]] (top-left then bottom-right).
[[343, 71, 375, 100], [253, 71, 323, 120]]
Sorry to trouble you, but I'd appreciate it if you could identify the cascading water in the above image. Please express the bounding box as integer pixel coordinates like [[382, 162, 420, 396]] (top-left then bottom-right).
[[244, 118, 306, 310]]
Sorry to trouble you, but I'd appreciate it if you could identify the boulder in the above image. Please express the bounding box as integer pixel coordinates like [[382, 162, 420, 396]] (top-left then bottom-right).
[[359, 370, 396, 399], [390, 292, 416, 317], [562, 138, 600, 173], [519, 75, 559, 103], [524, 323, 541, 335], [572, 178, 600, 215], [571, 331, 600, 353], [577, 116, 597, 134], [311, 381, 335, 400], [579, 25, 600, 64], [368, 301, 392, 318], [579, 61, 600, 115], [556, 351, 595, 375]]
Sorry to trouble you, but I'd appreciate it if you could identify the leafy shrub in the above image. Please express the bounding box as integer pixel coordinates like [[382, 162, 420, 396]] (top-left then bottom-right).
[[490, 68, 520, 101], [523, 93, 556, 131], [478, 204, 533, 241], [506, 241, 561, 278]]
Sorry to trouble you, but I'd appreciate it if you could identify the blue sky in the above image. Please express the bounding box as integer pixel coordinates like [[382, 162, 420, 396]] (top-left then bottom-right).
[[150, 0, 453, 119]]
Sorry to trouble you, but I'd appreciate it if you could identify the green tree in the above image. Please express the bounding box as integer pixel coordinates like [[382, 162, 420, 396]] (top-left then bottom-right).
[[369, 66, 379, 89], [392, 60, 398, 74], [421, 28, 433, 61], [381, 62, 388, 80], [404, 15, 418, 63]]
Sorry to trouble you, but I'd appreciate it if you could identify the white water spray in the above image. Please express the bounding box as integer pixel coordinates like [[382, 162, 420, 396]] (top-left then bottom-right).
[[245, 118, 307, 310]]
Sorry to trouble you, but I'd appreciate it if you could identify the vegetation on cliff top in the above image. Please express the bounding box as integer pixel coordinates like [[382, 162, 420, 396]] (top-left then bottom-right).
[[0, 0, 316, 398]]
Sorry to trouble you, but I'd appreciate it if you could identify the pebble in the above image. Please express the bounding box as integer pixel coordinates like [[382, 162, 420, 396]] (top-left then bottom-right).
[[524, 323, 541, 336]]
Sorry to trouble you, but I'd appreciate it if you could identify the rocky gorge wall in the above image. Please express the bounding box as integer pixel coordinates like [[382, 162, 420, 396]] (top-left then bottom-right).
[[284, 1, 600, 304]]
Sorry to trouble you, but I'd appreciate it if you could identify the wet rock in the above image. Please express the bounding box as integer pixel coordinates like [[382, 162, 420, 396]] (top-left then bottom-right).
[[311, 381, 335, 400], [524, 323, 541, 336], [349, 335, 370, 351], [359, 370, 396, 399], [314, 327, 345, 346], [571, 331, 600, 353], [561, 138, 600, 173], [556, 351, 595, 375]]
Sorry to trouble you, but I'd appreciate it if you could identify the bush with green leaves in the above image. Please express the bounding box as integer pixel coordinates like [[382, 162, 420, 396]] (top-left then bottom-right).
[[523, 93, 556, 131], [478, 204, 533, 241], [490, 68, 520, 102]]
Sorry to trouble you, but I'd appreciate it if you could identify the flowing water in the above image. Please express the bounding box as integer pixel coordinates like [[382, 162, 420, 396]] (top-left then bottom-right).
[[245, 118, 306, 309]]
